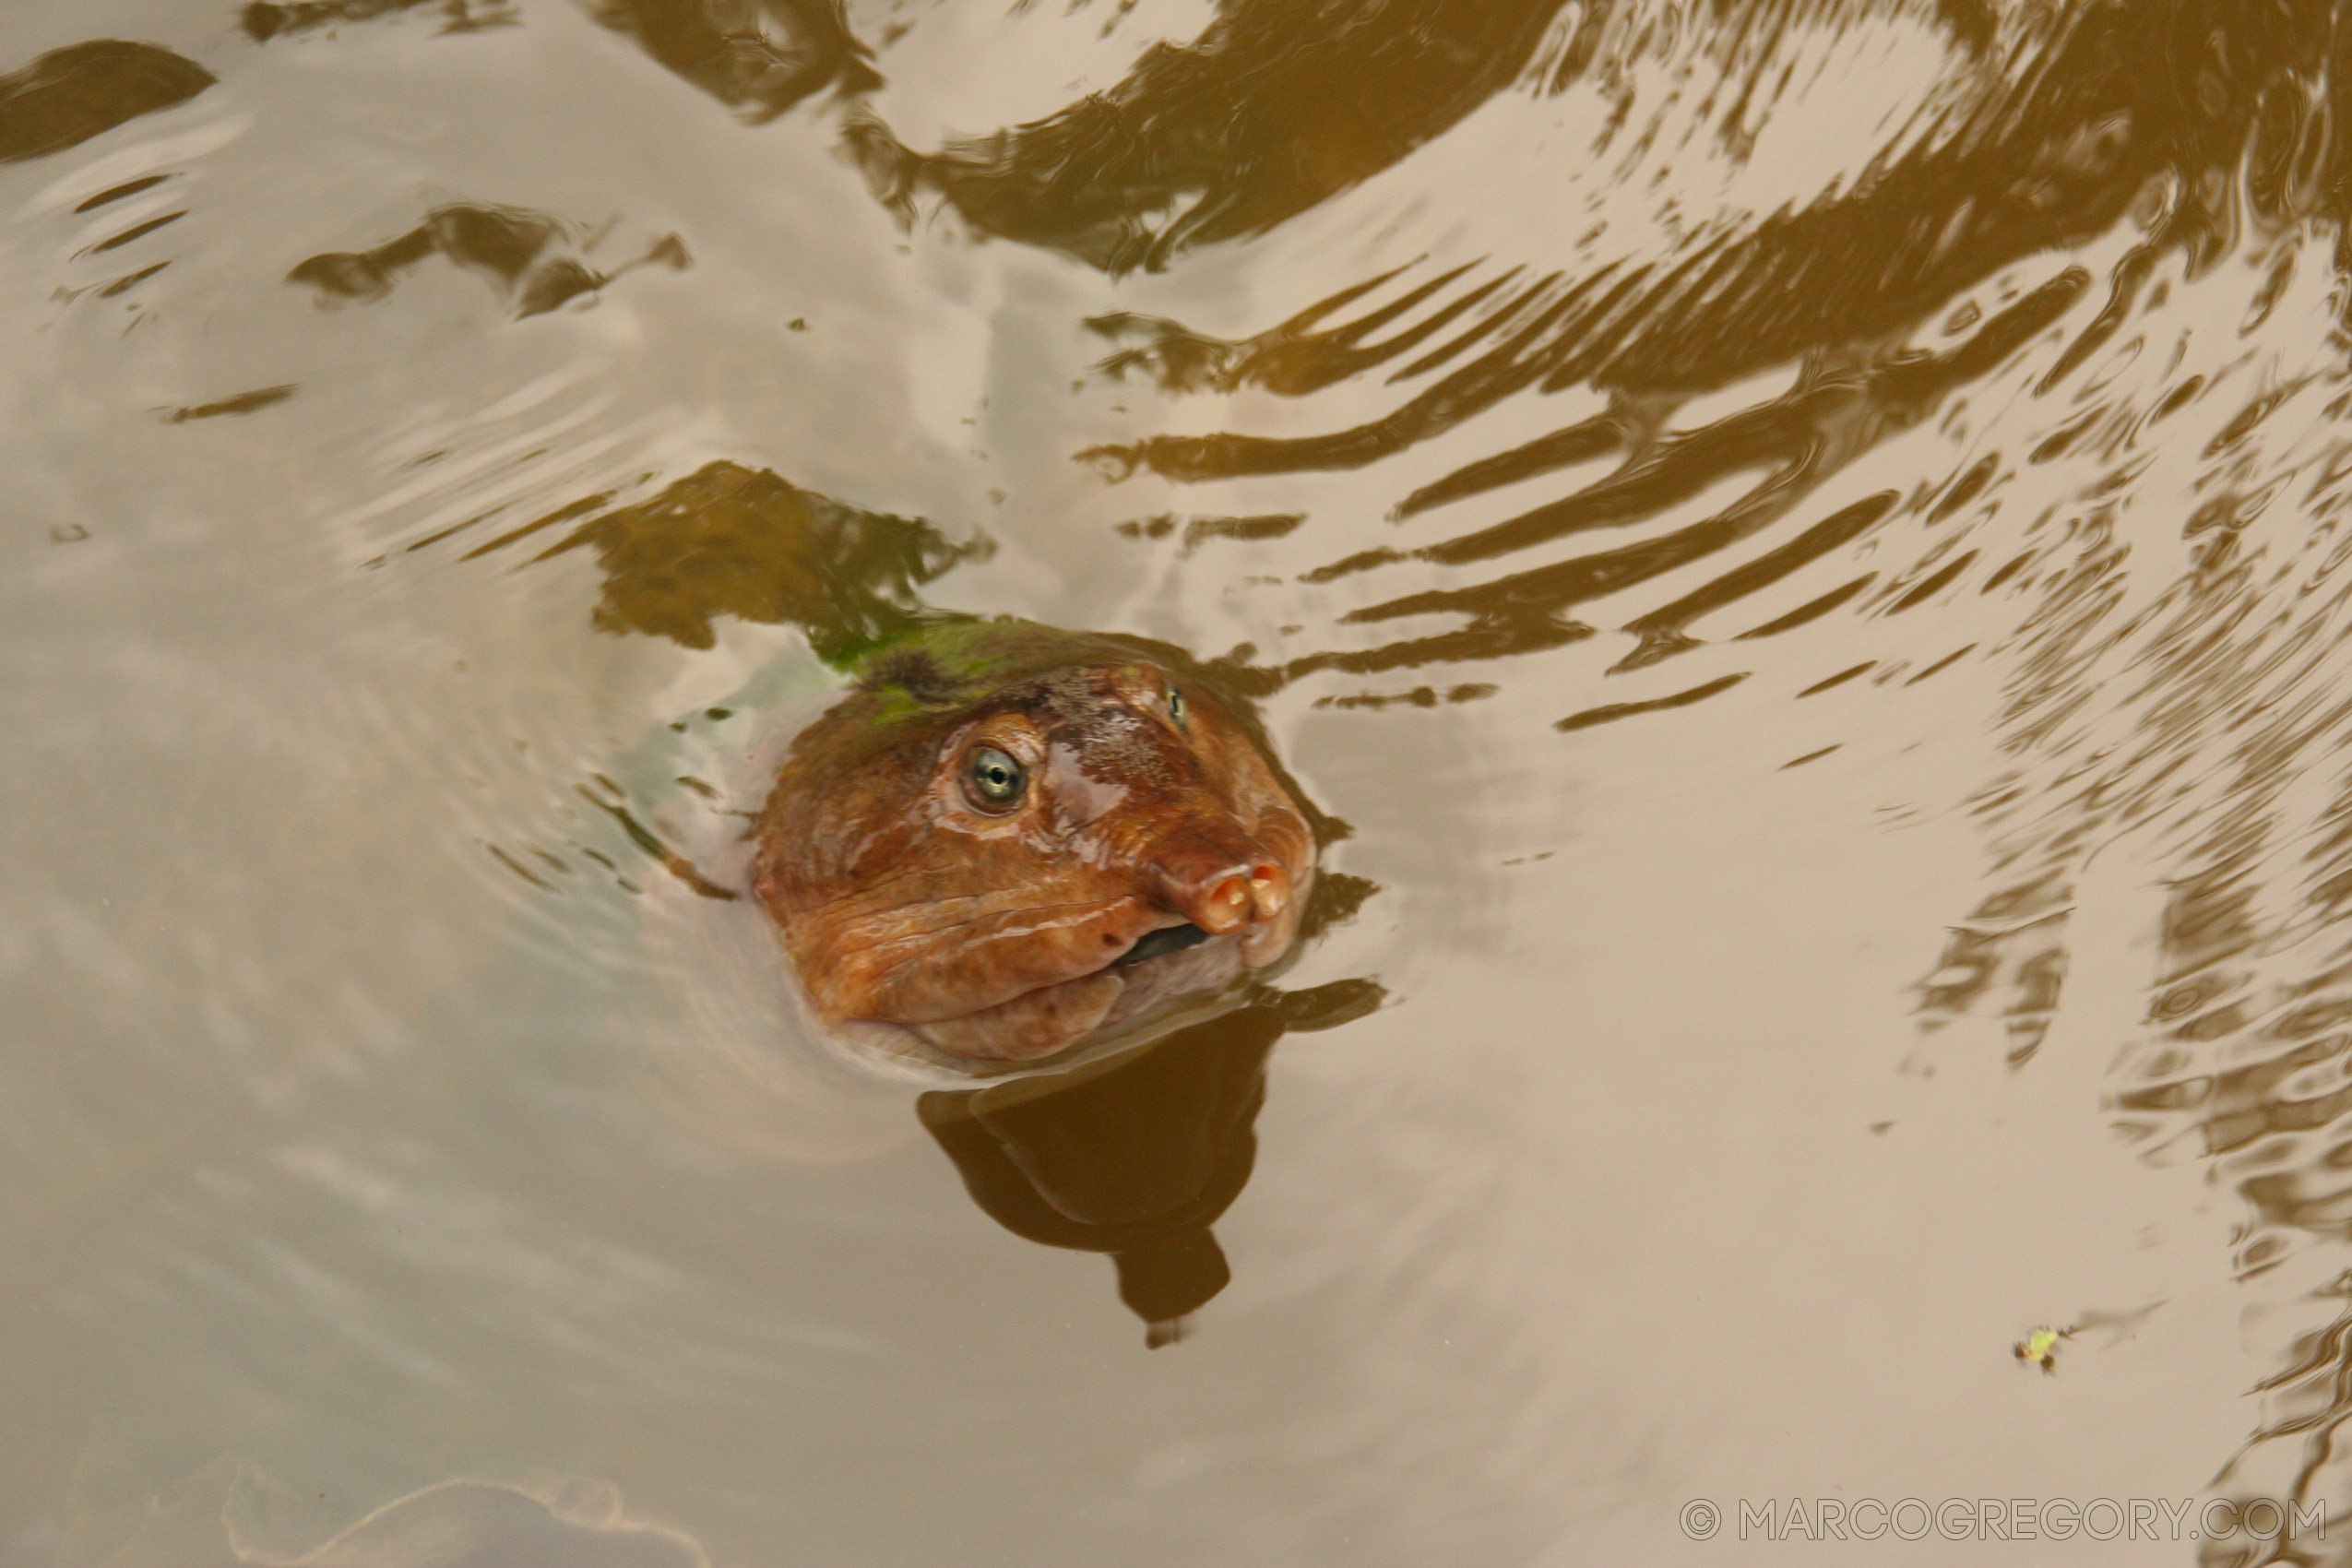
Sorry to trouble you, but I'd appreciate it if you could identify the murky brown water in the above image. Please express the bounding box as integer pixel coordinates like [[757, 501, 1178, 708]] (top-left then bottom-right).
[[7, 2, 2352, 1563]]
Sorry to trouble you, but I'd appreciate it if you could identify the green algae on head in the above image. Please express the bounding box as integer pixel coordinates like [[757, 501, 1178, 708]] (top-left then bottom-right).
[[791, 615, 1205, 758], [752, 616, 1319, 1069]]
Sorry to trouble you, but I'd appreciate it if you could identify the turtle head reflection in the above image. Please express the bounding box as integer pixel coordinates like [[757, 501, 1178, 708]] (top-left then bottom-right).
[[920, 978, 1380, 1346]]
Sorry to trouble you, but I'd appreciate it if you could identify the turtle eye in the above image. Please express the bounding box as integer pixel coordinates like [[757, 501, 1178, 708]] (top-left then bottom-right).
[[1165, 683, 1186, 729], [961, 745, 1027, 812]]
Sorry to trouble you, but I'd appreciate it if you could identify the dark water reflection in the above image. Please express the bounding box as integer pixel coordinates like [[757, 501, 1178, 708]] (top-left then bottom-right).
[[0, 42, 213, 164], [923, 976, 1382, 1347], [7, 0, 2352, 1562]]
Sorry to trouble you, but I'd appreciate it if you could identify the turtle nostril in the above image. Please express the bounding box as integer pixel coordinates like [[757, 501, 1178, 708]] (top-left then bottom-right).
[[1150, 829, 1283, 934], [1199, 873, 1253, 934], [1248, 862, 1289, 921]]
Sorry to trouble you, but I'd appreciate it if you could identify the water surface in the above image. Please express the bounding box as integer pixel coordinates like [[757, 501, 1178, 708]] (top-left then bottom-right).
[[6, 2, 2352, 1563]]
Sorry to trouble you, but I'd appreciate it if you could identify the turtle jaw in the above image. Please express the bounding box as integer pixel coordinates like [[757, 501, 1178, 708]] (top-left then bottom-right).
[[877, 856, 1311, 1063], [898, 913, 1219, 1063]]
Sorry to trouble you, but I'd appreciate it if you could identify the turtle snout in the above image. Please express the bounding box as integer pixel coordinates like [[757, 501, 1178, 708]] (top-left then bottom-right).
[[1150, 833, 1290, 936]]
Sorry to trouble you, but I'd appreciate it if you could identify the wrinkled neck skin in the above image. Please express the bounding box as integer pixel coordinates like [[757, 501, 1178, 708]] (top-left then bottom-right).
[[751, 624, 1317, 1077]]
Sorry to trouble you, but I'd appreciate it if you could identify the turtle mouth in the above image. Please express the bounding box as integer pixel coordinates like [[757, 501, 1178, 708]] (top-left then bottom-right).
[[1112, 921, 1211, 968]]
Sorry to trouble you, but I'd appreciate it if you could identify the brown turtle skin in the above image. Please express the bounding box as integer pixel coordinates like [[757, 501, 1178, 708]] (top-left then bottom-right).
[[750, 620, 1316, 1063]]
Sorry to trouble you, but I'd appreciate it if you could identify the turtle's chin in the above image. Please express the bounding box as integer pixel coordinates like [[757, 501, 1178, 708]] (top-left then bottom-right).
[[909, 968, 1126, 1062], [899, 924, 1259, 1064]]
